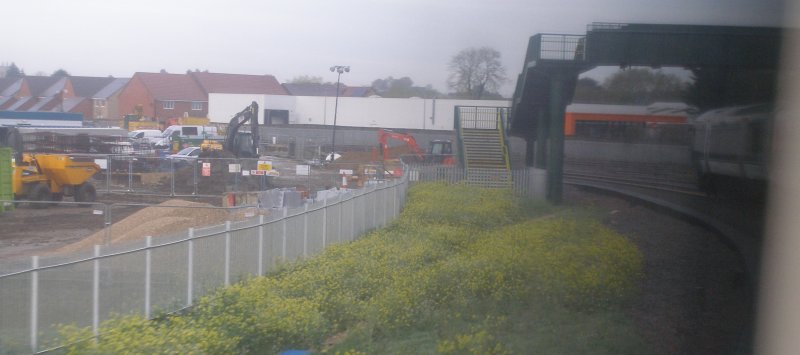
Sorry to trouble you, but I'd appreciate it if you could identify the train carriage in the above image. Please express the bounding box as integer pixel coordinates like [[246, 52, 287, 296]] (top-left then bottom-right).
[[691, 104, 772, 190]]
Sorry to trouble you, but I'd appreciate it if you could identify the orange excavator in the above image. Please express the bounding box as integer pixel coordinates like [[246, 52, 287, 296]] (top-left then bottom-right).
[[376, 129, 455, 166]]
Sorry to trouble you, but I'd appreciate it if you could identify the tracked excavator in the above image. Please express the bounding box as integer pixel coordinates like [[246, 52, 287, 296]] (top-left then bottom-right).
[[200, 101, 260, 158], [377, 128, 455, 165]]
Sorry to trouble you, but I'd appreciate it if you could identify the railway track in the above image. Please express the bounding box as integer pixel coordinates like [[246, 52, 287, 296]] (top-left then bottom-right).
[[562, 159, 760, 293], [564, 159, 705, 196]]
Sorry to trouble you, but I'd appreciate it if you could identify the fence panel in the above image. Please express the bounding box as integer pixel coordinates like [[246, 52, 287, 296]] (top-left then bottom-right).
[[379, 186, 389, 228], [150, 237, 189, 314], [0, 175, 410, 354], [191, 228, 226, 298], [106, 156, 170, 195], [340, 193, 355, 243], [325, 196, 342, 246], [0, 273, 31, 353], [229, 218, 261, 284], [353, 189, 366, 237], [98, 243, 147, 322], [305, 201, 326, 257], [285, 206, 307, 261], [38, 259, 95, 351], [264, 214, 284, 270]]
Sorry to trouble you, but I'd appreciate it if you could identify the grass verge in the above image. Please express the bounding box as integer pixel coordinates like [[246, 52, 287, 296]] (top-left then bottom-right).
[[59, 182, 645, 354]]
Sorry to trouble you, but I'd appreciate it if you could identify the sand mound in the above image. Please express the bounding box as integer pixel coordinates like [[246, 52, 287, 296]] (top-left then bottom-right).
[[57, 199, 233, 253]]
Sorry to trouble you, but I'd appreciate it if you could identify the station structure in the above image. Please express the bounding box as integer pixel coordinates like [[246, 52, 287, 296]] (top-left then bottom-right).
[[510, 22, 783, 202]]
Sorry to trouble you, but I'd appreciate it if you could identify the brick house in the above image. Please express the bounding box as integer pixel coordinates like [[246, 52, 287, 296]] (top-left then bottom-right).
[[0, 76, 67, 111], [118, 71, 288, 127], [190, 72, 286, 96], [117, 72, 208, 127], [67, 76, 127, 122], [83, 78, 128, 123], [0, 77, 25, 109], [0, 76, 129, 124]]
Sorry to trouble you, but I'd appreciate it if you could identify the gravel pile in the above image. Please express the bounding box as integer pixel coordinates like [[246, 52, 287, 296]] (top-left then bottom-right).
[[56, 199, 233, 253]]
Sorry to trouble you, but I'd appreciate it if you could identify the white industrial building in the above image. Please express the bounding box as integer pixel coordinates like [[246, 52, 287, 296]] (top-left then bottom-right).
[[208, 93, 510, 131]]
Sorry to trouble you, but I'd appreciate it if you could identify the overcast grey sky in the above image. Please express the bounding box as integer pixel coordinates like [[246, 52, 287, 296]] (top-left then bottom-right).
[[2, 0, 786, 96]]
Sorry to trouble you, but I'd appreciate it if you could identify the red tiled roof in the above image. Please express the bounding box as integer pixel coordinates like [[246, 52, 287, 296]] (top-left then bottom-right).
[[135, 72, 207, 101], [190, 72, 287, 95]]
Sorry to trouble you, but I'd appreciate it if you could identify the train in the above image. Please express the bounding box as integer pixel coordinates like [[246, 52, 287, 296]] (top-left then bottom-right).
[[690, 103, 773, 192]]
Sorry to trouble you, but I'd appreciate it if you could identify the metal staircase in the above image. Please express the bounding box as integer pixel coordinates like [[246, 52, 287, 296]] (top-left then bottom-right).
[[455, 106, 512, 188]]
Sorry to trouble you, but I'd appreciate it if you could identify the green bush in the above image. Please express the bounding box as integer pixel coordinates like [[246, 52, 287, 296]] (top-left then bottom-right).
[[59, 183, 644, 354], [59, 314, 238, 354], [399, 183, 524, 229]]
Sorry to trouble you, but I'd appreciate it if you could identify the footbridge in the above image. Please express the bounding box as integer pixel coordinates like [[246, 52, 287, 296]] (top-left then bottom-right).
[[511, 22, 783, 202]]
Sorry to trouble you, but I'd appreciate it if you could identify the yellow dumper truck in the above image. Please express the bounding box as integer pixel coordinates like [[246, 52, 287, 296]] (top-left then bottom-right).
[[1, 127, 101, 208], [13, 154, 100, 207]]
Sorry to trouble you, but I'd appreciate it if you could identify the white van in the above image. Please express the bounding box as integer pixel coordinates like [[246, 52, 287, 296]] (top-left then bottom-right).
[[128, 129, 163, 144], [161, 125, 218, 138], [155, 125, 220, 148]]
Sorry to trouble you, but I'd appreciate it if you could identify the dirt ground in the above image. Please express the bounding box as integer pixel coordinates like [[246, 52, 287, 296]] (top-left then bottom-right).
[[0, 194, 219, 260], [0, 183, 750, 353], [0, 152, 379, 261]]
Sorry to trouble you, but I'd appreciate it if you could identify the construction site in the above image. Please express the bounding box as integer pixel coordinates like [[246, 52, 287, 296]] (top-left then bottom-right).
[[0, 105, 518, 261]]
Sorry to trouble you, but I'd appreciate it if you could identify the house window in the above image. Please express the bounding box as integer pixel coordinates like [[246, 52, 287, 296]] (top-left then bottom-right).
[[191, 102, 203, 111], [94, 99, 106, 107], [163, 101, 175, 109]]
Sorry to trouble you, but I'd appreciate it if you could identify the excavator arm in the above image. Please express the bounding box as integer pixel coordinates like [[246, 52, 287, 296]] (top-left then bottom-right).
[[377, 128, 425, 161], [224, 101, 260, 158]]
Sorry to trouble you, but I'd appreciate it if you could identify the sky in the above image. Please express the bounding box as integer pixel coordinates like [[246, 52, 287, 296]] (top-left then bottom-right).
[[2, 0, 787, 97]]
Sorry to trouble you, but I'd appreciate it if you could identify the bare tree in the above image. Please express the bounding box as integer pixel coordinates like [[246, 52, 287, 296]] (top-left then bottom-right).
[[447, 47, 506, 99]]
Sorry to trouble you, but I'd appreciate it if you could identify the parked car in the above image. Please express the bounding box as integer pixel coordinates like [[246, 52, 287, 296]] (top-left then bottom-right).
[[167, 146, 201, 161]]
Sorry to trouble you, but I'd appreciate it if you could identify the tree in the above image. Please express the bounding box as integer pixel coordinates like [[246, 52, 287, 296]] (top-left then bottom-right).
[[600, 68, 686, 104], [685, 67, 777, 111], [572, 77, 605, 103], [5, 62, 23, 77], [51, 68, 70, 77], [371, 76, 441, 98], [447, 47, 506, 99], [289, 75, 324, 84]]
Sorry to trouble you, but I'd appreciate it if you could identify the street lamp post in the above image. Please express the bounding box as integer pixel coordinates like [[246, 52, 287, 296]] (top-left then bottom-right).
[[329, 65, 349, 162]]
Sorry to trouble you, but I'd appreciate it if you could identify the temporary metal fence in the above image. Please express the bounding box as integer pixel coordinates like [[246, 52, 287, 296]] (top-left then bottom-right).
[[81, 155, 398, 198], [101, 155, 281, 197], [0, 177, 408, 354], [407, 164, 546, 199]]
